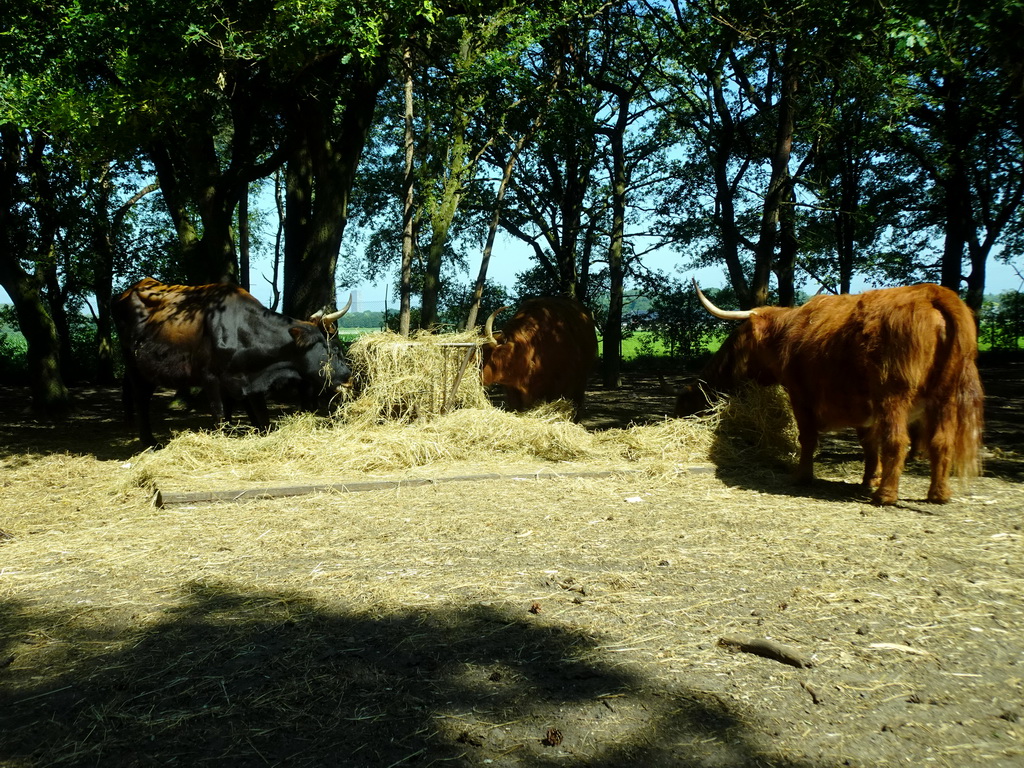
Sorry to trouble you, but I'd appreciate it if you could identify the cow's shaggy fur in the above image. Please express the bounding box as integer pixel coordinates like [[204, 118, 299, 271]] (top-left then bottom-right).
[[678, 283, 983, 505], [481, 297, 599, 419]]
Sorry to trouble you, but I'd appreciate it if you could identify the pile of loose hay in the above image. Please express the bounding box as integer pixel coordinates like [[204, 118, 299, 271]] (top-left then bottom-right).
[[342, 329, 490, 423], [124, 383, 800, 500], [713, 381, 799, 463]]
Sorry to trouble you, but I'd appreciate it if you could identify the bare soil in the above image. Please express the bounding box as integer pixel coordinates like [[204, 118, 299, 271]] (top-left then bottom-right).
[[0, 357, 1021, 767]]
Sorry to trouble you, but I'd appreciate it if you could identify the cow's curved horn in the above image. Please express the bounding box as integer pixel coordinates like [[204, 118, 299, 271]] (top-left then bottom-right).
[[692, 279, 752, 321], [483, 306, 510, 344], [322, 293, 353, 324]]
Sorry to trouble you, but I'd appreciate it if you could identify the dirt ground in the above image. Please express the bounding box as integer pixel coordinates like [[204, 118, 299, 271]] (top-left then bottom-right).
[[0, 358, 1022, 767]]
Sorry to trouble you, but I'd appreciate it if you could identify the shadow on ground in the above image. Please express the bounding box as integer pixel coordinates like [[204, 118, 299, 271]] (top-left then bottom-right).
[[1, 584, 821, 768]]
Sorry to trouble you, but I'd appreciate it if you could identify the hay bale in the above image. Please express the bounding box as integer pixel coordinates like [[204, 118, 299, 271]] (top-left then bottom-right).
[[713, 383, 800, 465], [343, 330, 491, 423]]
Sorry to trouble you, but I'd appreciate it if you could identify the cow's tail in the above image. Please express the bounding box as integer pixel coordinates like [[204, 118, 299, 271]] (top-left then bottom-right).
[[942, 301, 984, 482], [951, 358, 984, 481]]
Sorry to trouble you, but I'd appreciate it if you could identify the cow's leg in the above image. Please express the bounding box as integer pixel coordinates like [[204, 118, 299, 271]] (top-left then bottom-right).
[[871, 401, 912, 506], [923, 402, 955, 504], [203, 379, 227, 427], [790, 404, 819, 485], [857, 427, 880, 489], [244, 393, 271, 431], [128, 376, 158, 447], [504, 387, 526, 411], [121, 376, 135, 424]]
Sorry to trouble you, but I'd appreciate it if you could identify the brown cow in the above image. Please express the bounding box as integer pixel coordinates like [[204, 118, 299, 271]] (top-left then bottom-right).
[[480, 297, 598, 418], [677, 281, 983, 505]]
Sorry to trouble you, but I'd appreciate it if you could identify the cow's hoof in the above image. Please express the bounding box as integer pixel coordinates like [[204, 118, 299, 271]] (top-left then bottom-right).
[[870, 492, 897, 506]]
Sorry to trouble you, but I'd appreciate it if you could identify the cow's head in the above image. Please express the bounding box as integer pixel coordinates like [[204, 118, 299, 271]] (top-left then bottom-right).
[[288, 323, 352, 402], [479, 305, 513, 386], [675, 281, 777, 416], [674, 379, 719, 417]]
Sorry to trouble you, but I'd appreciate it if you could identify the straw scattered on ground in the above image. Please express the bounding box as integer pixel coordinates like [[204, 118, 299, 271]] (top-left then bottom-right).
[[119, 382, 799, 499], [0, 368, 1020, 768]]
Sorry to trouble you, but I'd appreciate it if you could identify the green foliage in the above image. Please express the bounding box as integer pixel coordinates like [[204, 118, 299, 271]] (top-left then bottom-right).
[[632, 281, 739, 363], [980, 292, 1024, 351], [336, 310, 386, 330], [0, 306, 29, 384], [437, 280, 513, 330]]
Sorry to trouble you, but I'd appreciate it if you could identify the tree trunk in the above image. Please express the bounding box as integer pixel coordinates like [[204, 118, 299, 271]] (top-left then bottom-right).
[[754, 39, 798, 308], [284, 70, 384, 321], [238, 183, 250, 292], [940, 157, 971, 293], [150, 136, 242, 285], [708, 54, 753, 307], [43, 260, 75, 384], [0, 127, 71, 417], [90, 173, 158, 384], [5, 274, 71, 418], [775, 185, 798, 306], [467, 134, 531, 330], [600, 87, 630, 389], [834, 135, 859, 295], [399, 46, 416, 336]]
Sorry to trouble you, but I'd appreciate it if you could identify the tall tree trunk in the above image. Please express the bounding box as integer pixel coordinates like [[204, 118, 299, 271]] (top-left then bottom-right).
[[2, 271, 70, 417], [708, 52, 752, 307], [238, 183, 250, 292], [420, 34, 475, 330], [940, 157, 971, 293], [466, 126, 537, 330], [283, 133, 313, 317], [91, 166, 117, 385], [834, 136, 859, 295], [599, 87, 631, 389], [754, 39, 798, 308], [90, 173, 158, 384], [399, 46, 416, 336], [43, 260, 75, 384], [148, 140, 202, 279], [284, 71, 385, 320], [0, 127, 70, 417], [150, 137, 241, 285], [269, 169, 284, 311], [775, 185, 798, 306], [936, 74, 971, 294], [283, 97, 348, 320]]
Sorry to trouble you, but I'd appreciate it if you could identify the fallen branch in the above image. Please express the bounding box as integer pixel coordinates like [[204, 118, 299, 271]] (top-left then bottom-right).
[[717, 635, 813, 668]]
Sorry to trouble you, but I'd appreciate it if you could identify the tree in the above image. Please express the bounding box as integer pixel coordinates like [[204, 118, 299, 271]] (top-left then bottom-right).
[[498, 23, 605, 301], [584, 3, 674, 386], [884, 1, 1024, 311], [652, 0, 871, 308], [0, 128, 70, 416]]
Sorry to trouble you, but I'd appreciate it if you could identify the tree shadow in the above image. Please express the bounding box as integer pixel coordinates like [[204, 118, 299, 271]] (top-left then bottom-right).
[[1, 583, 825, 767]]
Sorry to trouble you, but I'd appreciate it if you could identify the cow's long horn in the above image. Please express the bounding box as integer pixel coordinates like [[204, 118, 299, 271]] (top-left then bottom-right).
[[322, 293, 353, 324], [693, 279, 752, 321], [483, 306, 509, 344]]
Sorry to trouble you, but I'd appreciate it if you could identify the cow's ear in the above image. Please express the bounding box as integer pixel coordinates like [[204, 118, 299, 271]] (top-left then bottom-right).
[[289, 325, 319, 348]]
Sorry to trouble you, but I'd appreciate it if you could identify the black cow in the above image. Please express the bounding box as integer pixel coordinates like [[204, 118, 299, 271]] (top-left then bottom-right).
[[112, 278, 351, 446]]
